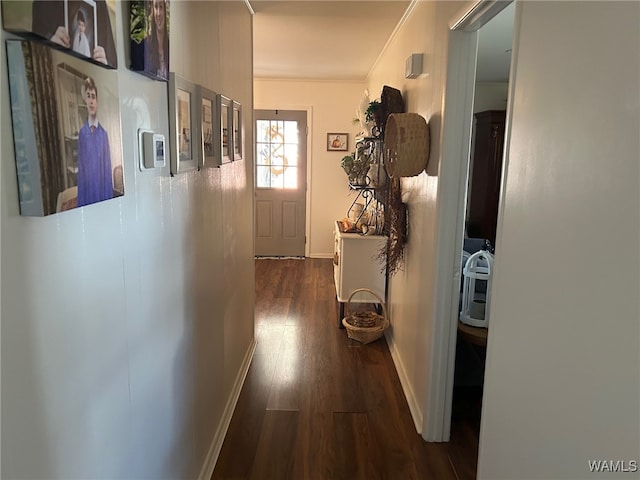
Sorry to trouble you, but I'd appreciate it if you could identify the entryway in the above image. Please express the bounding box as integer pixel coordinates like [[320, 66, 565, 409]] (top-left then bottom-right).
[[423, 0, 516, 464], [254, 109, 307, 257]]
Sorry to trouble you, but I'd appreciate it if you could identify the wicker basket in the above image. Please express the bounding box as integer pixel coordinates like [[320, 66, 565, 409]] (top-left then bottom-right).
[[384, 113, 430, 177], [342, 288, 389, 344]]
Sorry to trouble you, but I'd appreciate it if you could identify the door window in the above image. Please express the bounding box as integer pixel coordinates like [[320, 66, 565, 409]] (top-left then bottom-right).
[[256, 120, 299, 189]]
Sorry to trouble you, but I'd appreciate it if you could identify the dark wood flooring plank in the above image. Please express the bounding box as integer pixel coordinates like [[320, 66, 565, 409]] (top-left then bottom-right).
[[212, 352, 275, 479], [249, 410, 300, 480], [331, 412, 378, 480], [266, 325, 306, 411]]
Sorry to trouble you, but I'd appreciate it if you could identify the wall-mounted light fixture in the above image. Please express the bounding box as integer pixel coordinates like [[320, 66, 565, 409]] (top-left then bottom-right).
[[405, 53, 423, 79]]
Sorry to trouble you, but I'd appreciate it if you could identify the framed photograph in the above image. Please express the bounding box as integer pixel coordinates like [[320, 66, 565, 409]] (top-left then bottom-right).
[[65, 0, 97, 60], [232, 100, 243, 161], [327, 133, 348, 151], [1, 0, 119, 69], [6, 39, 124, 216], [217, 94, 232, 164], [129, 0, 170, 81], [169, 72, 198, 174], [196, 86, 220, 168]]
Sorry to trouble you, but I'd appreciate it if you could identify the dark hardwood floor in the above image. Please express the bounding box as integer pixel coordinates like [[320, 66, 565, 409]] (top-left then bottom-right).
[[212, 258, 479, 480]]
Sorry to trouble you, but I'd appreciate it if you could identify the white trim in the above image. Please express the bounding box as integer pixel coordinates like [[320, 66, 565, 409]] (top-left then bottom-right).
[[385, 331, 423, 434], [423, 0, 514, 443], [253, 104, 313, 258], [449, 0, 512, 31], [423, 29, 479, 442], [198, 339, 257, 480], [244, 0, 255, 15], [254, 77, 364, 85], [367, 0, 420, 80], [308, 253, 333, 260]]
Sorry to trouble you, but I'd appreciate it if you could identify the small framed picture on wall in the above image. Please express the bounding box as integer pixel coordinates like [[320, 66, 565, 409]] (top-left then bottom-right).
[[169, 72, 198, 174], [327, 133, 348, 151]]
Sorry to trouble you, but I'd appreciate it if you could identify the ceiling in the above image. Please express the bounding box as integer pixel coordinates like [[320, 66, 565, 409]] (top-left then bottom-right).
[[250, 0, 514, 83], [475, 2, 514, 83], [250, 1, 411, 80]]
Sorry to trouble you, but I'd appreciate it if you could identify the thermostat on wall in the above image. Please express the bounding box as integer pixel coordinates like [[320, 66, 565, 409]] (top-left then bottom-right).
[[138, 129, 166, 170]]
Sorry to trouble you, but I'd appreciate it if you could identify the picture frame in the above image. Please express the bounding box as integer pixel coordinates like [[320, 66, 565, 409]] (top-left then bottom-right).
[[1, 0, 119, 69], [168, 72, 198, 174], [66, 0, 97, 60], [6, 39, 124, 216], [327, 133, 348, 151], [129, 0, 170, 81], [232, 100, 243, 161], [196, 85, 220, 168], [217, 94, 233, 164]]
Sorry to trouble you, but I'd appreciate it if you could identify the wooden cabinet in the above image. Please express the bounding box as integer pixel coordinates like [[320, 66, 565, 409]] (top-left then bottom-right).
[[467, 110, 506, 246], [333, 222, 386, 326]]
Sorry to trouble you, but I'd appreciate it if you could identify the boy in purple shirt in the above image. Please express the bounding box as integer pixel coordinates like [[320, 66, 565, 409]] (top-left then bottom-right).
[[77, 76, 113, 206]]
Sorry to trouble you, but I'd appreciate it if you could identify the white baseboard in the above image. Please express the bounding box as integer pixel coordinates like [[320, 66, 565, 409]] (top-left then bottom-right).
[[198, 339, 257, 480], [308, 253, 333, 259], [385, 331, 423, 434]]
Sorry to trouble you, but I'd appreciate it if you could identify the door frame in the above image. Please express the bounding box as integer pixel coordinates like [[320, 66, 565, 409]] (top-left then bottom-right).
[[253, 104, 313, 257], [423, 0, 515, 441]]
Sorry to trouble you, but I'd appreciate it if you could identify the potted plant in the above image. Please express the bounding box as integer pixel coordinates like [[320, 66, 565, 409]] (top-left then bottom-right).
[[341, 143, 373, 186], [365, 100, 381, 124]]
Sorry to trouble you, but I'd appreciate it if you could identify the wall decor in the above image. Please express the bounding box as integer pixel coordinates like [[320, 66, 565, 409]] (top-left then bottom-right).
[[6, 39, 124, 216], [168, 73, 198, 174], [232, 100, 243, 161], [2, 0, 119, 69], [327, 133, 348, 151], [217, 94, 232, 164], [196, 86, 220, 168], [129, 0, 170, 81]]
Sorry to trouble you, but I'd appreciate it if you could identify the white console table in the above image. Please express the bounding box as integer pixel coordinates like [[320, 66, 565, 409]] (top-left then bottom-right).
[[333, 221, 387, 327]]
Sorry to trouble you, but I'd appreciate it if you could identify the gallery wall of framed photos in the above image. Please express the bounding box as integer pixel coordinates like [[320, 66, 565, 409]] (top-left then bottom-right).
[[2, 0, 245, 215]]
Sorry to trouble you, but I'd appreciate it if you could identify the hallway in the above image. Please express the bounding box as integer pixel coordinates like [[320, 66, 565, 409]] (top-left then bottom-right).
[[212, 258, 478, 479]]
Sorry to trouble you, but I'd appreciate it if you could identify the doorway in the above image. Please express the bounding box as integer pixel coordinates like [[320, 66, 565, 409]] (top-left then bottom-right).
[[423, 0, 516, 446], [254, 109, 307, 257], [447, 5, 514, 475]]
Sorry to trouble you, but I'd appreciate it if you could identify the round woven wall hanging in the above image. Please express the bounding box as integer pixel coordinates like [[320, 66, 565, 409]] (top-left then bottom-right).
[[384, 113, 430, 177]]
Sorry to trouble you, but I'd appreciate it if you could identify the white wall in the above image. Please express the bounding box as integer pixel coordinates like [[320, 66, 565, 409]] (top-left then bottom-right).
[[473, 83, 508, 112], [366, 0, 465, 433], [1, 2, 254, 478], [479, 2, 639, 478], [254, 79, 366, 257]]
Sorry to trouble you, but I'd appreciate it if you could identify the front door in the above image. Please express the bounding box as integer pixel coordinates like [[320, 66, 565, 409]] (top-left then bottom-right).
[[254, 110, 307, 256]]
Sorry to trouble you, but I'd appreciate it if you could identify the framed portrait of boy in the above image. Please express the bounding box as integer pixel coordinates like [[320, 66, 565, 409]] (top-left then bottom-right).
[[6, 39, 124, 216], [65, 0, 97, 60], [1, 0, 119, 69]]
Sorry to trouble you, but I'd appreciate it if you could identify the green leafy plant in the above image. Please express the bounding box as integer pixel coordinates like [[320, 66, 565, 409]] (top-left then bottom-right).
[[341, 144, 373, 186], [365, 100, 381, 123], [130, 1, 170, 44], [129, 1, 148, 44]]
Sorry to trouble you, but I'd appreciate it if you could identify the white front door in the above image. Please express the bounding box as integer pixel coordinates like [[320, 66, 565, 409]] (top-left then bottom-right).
[[254, 110, 307, 257]]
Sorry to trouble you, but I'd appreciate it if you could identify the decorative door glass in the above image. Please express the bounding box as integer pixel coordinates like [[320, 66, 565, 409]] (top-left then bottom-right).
[[256, 119, 299, 189]]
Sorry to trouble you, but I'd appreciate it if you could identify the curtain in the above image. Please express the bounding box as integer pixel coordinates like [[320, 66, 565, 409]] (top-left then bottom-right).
[[22, 42, 65, 215]]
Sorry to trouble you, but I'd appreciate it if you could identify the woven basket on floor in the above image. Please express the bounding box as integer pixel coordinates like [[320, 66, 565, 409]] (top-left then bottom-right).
[[342, 288, 389, 344]]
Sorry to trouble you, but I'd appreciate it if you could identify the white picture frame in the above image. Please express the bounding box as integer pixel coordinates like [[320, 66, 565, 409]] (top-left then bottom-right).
[[232, 100, 243, 161], [168, 72, 198, 174], [217, 94, 232, 164], [196, 86, 220, 168]]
